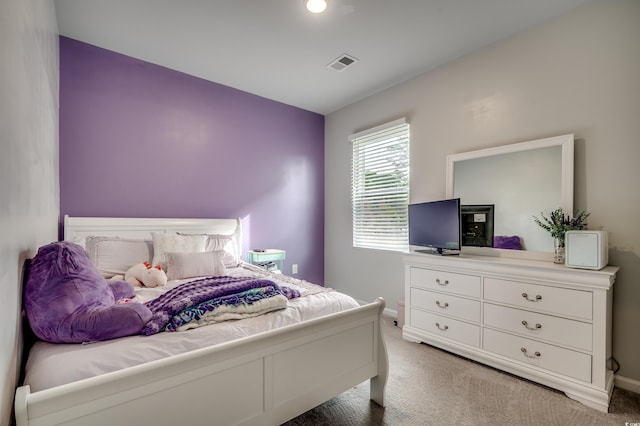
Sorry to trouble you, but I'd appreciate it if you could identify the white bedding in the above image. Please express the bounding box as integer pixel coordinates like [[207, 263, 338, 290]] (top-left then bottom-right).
[[24, 263, 359, 392]]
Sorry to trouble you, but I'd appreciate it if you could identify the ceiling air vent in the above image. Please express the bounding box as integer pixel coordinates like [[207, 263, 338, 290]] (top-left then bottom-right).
[[327, 54, 358, 72]]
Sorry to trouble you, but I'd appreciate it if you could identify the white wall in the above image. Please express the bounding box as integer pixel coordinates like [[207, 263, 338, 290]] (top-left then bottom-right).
[[0, 1, 59, 424], [325, 0, 640, 387]]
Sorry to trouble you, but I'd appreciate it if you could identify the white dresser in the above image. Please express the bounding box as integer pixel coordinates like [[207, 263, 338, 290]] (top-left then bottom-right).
[[403, 252, 618, 412]]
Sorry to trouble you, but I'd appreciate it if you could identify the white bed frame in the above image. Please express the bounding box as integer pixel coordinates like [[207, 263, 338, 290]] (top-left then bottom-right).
[[15, 216, 388, 426]]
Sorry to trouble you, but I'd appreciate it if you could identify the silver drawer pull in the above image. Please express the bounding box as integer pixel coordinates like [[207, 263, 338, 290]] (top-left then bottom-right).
[[522, 320, 542, 331], [521, 347, 541, 358], [435, 278, 449, 286], [521, 292, 542, 302], [435, 300, 449, 308], [435, 322, 449, 331]]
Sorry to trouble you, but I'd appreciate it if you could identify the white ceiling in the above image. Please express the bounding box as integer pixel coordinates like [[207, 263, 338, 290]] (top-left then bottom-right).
[[54, 0, 594, 115]]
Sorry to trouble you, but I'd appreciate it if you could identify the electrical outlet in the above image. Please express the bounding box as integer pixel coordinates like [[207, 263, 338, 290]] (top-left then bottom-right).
[[292, 264, 298, 274]]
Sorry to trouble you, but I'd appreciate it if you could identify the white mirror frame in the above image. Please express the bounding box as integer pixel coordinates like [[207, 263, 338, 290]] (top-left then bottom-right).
[[446, 134, 574, 261]]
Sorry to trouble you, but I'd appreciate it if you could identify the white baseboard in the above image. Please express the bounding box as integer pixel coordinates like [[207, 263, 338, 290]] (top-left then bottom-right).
[[615, 375, 640, 395], [355, 298, 398, 319], [383, 306, 398, 318]]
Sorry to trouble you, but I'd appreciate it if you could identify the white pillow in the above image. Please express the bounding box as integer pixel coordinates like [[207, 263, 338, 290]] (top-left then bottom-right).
[[165, 251, 227, 281], [179, 233, 240, 267], [151, 232, 207, 270], [85, 236, 153, 278]]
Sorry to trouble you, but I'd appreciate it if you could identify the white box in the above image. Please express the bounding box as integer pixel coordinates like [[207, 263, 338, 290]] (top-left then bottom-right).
[[565, 230, 608, 270]]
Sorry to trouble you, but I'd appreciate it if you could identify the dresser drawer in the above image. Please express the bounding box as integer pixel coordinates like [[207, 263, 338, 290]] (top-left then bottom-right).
[[484, 303, 592, 351], [411, 288, 480, 322], [483, 328, 591, 382], [411, 309, 480, 348], [484, 278, 592, 320], [410, 267, 481, 298]]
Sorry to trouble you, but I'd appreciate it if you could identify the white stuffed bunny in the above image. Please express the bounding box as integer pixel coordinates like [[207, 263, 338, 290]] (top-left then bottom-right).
[[124, 261, 168, 288]]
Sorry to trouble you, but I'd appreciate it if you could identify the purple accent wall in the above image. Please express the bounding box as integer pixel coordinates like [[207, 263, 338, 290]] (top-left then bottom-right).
[[59, 37, 325, 284]]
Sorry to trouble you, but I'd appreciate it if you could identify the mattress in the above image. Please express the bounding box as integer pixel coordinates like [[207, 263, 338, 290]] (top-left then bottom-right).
[[24, 263, 359, 392]]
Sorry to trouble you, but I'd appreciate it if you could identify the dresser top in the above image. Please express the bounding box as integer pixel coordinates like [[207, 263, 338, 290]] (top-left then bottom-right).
[[403, 251, 618, 289]]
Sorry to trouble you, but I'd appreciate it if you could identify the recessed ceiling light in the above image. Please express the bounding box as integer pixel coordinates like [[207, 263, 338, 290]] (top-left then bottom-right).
[[305, 0, 327, 14]]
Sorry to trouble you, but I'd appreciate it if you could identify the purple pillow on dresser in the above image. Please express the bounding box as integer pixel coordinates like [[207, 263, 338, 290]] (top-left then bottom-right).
[[24, 241, 152, 343], [493, 235, 523, 250]]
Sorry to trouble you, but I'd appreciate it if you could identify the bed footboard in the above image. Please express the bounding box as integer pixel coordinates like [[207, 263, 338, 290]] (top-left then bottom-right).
[[15, 298, 387, 426]]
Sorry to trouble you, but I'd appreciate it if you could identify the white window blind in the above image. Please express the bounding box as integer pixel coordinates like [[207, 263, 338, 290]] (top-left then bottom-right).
[[350, 118, 410, 251]]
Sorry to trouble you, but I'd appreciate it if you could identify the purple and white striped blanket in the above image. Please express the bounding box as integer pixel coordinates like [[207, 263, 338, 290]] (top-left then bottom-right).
[[141, 276, 300, 335]]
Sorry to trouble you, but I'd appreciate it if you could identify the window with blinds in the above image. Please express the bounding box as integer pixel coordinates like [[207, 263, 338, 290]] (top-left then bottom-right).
[[350, 118, 410, 251]]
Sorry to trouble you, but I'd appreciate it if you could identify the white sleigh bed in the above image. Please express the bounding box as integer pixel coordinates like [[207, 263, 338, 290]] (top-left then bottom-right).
[[15, 216, 388, 426]]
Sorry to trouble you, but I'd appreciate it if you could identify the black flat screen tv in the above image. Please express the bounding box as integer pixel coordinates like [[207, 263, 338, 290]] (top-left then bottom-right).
[[408, 198, 461, 255]]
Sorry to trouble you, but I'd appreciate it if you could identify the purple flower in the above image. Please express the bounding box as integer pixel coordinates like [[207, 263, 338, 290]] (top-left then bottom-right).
[[533, 208, 590, 240]]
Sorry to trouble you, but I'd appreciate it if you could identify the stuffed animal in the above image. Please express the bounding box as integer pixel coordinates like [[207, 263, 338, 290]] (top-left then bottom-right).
[[124, 261, 168, 288], [24, 241, 152, 343]]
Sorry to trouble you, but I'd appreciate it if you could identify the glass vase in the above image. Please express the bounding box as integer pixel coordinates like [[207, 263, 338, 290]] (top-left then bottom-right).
[[553, 237, 565, 264]]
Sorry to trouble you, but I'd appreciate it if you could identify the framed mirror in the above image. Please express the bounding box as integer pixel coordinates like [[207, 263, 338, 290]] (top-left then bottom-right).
[[446, 134, 574, 261]]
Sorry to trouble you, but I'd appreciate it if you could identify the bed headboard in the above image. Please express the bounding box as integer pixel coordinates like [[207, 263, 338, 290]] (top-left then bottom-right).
[[63, 215, 242, 254]]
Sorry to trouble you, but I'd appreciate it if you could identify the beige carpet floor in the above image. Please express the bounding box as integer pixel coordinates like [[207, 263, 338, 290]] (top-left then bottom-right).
[[283, 315, 640, 425]]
